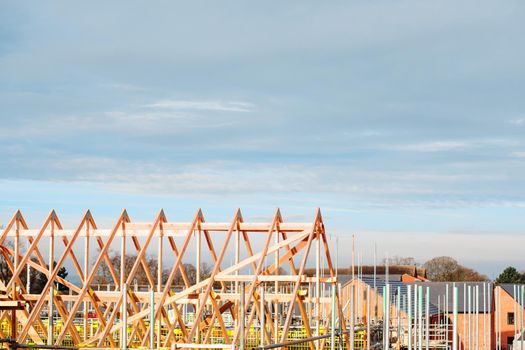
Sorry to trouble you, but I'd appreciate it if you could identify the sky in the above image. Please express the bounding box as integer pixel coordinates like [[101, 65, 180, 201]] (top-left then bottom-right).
[[0, 1, 524, 279]]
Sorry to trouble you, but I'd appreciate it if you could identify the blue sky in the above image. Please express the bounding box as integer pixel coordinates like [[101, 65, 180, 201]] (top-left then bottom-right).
[[1, 1, 524, 278]]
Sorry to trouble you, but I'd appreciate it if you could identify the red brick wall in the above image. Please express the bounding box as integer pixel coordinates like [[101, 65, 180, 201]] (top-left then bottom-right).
[[495, 286, 523, 350]]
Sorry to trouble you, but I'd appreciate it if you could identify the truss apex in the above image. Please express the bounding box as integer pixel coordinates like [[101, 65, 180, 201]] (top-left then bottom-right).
[[120, 208, 130, 222]]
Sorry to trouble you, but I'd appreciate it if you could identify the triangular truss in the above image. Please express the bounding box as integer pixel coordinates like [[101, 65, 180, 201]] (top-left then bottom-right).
[[0, 208, 346, 348]]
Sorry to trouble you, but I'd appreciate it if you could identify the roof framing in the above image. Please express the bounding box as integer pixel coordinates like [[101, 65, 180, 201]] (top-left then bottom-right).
[[0, 208, 345, 349]]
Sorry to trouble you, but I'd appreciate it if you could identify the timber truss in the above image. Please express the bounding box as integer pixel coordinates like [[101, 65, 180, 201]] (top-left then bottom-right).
[[0, 208, 346, 349]]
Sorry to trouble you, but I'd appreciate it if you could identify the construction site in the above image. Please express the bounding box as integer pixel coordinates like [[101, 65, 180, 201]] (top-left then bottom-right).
[[0, 209, 524, 350]]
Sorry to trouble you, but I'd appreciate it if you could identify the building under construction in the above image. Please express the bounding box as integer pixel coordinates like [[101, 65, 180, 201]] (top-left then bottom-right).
[[0, 208, 344, 349], [1, 208, 524, 350]]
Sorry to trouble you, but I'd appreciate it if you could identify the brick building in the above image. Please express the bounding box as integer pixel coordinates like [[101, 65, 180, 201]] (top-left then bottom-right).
[[496, 284, 525, 350]]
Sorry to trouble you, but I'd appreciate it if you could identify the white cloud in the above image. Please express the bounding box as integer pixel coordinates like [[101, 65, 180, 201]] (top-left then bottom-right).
[[383, 139, 521, 153], [512, 151, 525, 158], [144, 100, 254, 113], [509, 118, 525, 125], [389, 141, 471, 152]]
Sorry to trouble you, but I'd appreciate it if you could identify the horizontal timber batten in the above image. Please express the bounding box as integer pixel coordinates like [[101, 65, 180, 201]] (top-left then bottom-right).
[[11, 223, 313, 237]]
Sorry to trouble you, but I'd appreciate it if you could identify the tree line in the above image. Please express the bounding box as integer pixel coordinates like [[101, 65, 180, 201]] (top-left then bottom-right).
[[92, 249, 213, 287], [389, 255, 525, 284], [2, 248, 524, 290]]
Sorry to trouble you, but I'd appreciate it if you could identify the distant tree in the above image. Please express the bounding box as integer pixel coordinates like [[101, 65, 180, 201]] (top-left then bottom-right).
[[424, 256, 460, 281], [384, 256, 417, 266], [20, 258, 49, 293], [423, 256, 488, 282], [200, 262, 212, 280], [92, 249, 216, 288], [0, 241, 69, 293], [455, 266, 488, 282], [495, 266, 525, 284], [93, 249, 169, 286], [56, 265, 69, 292]]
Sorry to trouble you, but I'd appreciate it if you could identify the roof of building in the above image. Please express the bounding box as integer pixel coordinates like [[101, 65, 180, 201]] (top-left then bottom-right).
[[341, 276, 492, 315], [411, 281, 493, 313], [305, 265, 427, 279], [359, 276, 440, 316], [337, 274, 403, 286], [499, 284, 525, 306]]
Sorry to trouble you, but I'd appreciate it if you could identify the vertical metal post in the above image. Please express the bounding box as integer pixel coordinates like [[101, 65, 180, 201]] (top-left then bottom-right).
[[373, 243, 377, 321], [425, 286, 429, 350], [339, 283, 343, 350], [357, 252, 360, 323], [514, 285, 518, 350], [495, 286, 499, 350], [240, 283, 245, 350], [514, 285, 525, 350], [413, 286, 417, 350], [150, 288, 155, 350], [408, 285, 412, 350], [383, 286, 386, 349], [446, 285, 449, 350], [397, 286, 401, 350], [48, 220, 55, 346], [475, 285, 479, 350], [453, 286, 458, 350], [438, 295, 441, 345], [464, 284, 467, 350], [498, 288, 502, 349], [316, 229, 321, 350], [331, 284, 336, 350], [26, 264, 30, 295], [274, 229, 279, 345], [122, 283, 127, 350], [488, 283, 491, 350], [385, 253, 389, 286], [48, 286, 54, 345], [386, 284, 390, 350], [468, 285, 471, 350], [484, 283, 487, 350], [418, 286, 423, 350], [261, 285, 265, 348], [367, 285, 371, 350], [84, 222, 90, 342], [515, 285, 518, 340], [350, 285, 355, 350], [517, 286, 524, 350]]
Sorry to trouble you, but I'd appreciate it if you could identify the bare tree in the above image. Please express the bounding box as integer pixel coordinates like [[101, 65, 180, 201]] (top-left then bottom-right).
[[0, 241, 69, 293], [423, 256, 488, 281], [93, 248, 169, 286], [383, 255, 417, 266], [93, 248, 216, 288]]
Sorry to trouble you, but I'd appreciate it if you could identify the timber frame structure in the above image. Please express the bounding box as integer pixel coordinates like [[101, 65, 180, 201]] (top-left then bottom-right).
[[0, 208, 346, 349]]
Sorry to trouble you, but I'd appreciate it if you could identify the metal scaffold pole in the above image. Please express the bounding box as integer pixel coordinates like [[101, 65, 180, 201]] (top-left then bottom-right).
[[150, 288, 155, 350], [367, 285, 371, 350], [350, 285, 355, 350], [261, 285, 265, 348], [418, 286, 422, 350], [122, 283, 127, 350], [425, 286, 429, 350], [408, 285, 412, 350], [385, 284, 390, 350], [240, 282, 245, 350], [331, 283, 336, 350], [453, 286, 458, 350]]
